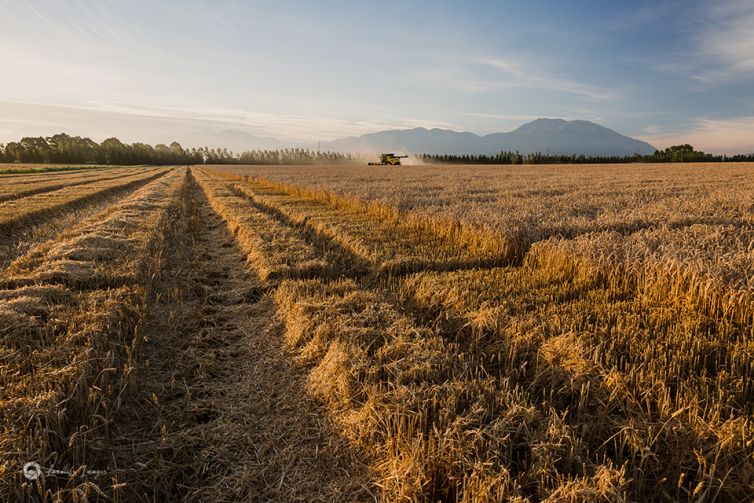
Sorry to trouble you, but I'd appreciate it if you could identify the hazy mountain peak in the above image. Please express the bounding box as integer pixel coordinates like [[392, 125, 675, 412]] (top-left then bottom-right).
[[512, 118, 567, 135], [529, 118, 568, 126]]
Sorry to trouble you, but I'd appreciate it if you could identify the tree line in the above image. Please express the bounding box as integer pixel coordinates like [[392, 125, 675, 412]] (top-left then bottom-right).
[[0, 133, 353, 165], [3, 134, 753, 166], [419, 144, 754, 164], [231, 148, 352, 164]]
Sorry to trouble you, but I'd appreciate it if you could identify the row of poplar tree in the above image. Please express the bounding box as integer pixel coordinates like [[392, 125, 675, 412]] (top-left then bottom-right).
[[0, 133, 353, 165]]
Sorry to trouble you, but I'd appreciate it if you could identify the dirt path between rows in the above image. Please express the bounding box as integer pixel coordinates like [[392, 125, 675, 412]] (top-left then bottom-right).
[[111, 175, 374, 501]]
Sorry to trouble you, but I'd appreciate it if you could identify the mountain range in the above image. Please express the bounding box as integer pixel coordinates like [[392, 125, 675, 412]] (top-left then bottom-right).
[[319, 119, 656, 156], [179, 118, 656, 156]]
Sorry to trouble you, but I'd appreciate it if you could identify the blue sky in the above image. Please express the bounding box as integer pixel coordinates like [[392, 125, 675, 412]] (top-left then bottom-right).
[[1, 0, 753, 152]]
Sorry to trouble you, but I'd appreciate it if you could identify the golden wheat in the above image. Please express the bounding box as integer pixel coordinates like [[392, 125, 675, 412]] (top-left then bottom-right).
[[207, 168, 511, 274], [0, 167, 135, 202], [194, 169, 335, 281], [0, 168, 167, 240], [0, 168, 187, 500], [218, 162, 754, 242], [214, 162, 754, 501], [2, 161, 752, 501]]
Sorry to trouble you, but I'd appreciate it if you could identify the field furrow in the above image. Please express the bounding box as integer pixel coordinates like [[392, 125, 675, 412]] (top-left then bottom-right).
[[0, 167, 147, 203], [0, 174, 172, 270], [0, 168, 167, 241], [0, 168, 187, 500], [208, 170, 513, 275], [2, 171, 184, 289], [195, 169, 364, 281], [0, 167, 113, 185], [104, 172, 372, 501], [0, 166, 104, 177], [223, 163, 754, 250]]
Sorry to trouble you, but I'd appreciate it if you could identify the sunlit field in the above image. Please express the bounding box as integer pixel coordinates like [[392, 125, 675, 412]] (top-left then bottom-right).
[[2, 163, 752, 501], [211, 162, 754, 501]]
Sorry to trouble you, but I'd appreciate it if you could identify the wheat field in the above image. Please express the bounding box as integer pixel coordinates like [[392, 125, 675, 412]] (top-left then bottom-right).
[[1, 163, 752, 502]]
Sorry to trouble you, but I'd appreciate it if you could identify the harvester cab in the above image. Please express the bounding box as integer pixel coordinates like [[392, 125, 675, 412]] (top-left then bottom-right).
[[368, 153, 409, 166]]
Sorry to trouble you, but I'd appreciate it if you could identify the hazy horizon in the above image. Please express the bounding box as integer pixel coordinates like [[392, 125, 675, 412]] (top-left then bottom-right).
[[2, 1, 754, 153]]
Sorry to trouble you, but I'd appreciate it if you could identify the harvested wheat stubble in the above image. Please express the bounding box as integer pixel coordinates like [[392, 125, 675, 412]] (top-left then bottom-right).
[[0, 167, 119, 188], [0, 167, 167, 241], [0, 178, 165, 272], [0, 168, 93, 178], [194, 169, 342, 282], [0, 167, 140, 203], [0, 167, 104, 181], [0, 168, 187, 501], [2, 159, 748, 501], [275, 278, 636, 502], [4, 169, 186, 289], [0, 167, 156, 206], [0, 164, 109, 176], [206, 169, 511, 275]]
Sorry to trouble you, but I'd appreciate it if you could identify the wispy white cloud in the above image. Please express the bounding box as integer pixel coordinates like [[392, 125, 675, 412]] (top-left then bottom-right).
[[182, 1, 240, 36], [695, 1, 754, 80], [0, 100, 458, 144], [10, 1, 140, 48], [423, 56, 621, 102], [650, 0, 754, 84], [92, 103, 459, 141], [603, 2, 675, 30]]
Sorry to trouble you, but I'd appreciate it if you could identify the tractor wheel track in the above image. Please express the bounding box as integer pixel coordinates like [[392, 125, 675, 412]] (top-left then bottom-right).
[[111, 174, 373, 502]]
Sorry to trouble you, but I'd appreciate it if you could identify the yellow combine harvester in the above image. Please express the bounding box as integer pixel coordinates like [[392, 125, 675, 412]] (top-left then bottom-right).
[[368, 153, 409, 166]]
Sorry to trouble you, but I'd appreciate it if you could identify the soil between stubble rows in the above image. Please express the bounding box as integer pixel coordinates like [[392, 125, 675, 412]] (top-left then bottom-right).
[[109, 175, 374, 502]]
